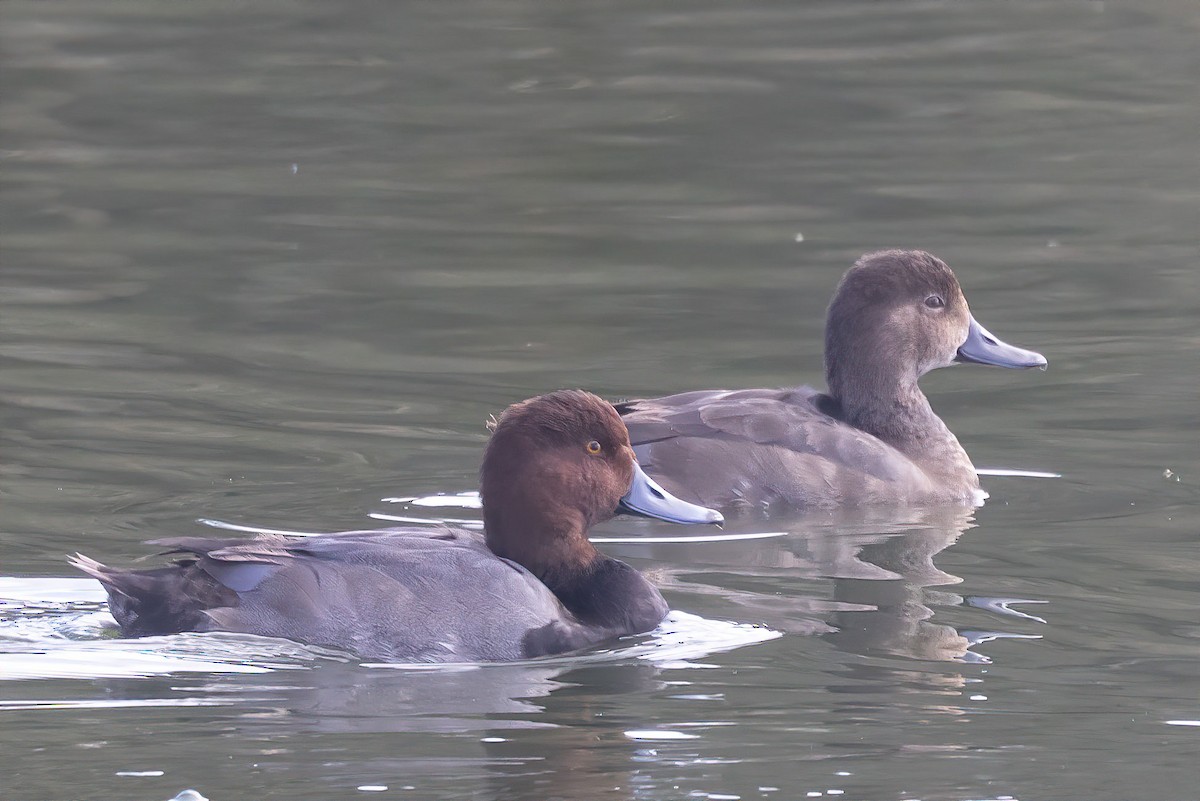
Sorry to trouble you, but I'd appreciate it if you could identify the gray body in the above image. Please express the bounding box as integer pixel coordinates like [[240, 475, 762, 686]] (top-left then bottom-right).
[[618, 251, 1046, 511], [69, 391, 721, 664], [75, 528, 606, 663], [69, 391, 719, 664], [620, 386, 975, 510]]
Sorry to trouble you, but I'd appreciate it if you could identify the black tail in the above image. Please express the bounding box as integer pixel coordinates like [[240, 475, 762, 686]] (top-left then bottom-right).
[[69, 552, 233, 637]]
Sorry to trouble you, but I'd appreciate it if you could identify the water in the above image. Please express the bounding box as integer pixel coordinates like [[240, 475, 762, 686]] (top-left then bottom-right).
[[2, 1, 1198, 799]]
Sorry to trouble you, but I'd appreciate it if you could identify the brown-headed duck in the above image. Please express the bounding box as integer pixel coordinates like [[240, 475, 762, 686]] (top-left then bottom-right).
[[70, 390, 722, 662], [617, 250, 1046, 510]]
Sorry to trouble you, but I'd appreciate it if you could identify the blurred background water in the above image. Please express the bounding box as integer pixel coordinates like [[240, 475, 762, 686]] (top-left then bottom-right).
[[2, 1, 1198, 799]]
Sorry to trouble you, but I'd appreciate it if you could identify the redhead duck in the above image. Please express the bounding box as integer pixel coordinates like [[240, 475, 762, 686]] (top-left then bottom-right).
[[71, 390, 722, 662], [617, 250, 1046, 510]]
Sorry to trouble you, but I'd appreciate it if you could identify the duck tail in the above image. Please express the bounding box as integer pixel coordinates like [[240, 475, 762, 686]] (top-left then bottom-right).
[[67, 552, 105, 578], [68, 552, 218, 637], [68, 552, 134, 632]]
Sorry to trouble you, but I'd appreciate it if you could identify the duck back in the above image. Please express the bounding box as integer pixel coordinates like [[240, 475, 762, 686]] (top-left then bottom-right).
[[73, 528, 596, 662], [618, 387, 953, 509]]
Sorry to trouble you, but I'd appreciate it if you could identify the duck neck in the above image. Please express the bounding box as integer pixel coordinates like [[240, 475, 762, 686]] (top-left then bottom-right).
[[544, 556, 668, 634], [483, 508, 668, 632], [831, 370, 976, 483], [483, 506, 599, 579]]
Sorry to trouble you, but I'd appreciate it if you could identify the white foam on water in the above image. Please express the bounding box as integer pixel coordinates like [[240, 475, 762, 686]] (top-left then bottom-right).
[[977, 468, 1061, 478]]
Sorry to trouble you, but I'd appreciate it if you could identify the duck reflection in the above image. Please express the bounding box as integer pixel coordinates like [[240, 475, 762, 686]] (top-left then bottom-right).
[[170, 657, 676, 800], [609, 504, 1030, 664], [477, 662, 669, 801], [822, 508, 974, 662]]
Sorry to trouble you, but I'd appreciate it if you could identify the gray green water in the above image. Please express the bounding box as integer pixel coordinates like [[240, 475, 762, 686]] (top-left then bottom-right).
[[2, 2, 1198, 799]]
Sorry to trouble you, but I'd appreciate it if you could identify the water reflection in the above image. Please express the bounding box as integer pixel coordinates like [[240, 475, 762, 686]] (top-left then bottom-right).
[[619, 505, 1046, 664], [823, 508, 979, 663], [479, 663, 672, 801], [225, 660, 743, 801], [224, 662, 572, 736]]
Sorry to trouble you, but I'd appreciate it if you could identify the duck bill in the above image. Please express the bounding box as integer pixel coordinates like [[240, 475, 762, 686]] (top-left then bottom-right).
[[955, 316, 1047, 370], [618, 462, 724, 525]]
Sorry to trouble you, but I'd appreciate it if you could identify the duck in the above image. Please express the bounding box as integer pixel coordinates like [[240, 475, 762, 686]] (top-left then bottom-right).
[[616, 250, 1047, 510], [70, 390, 723, 663]]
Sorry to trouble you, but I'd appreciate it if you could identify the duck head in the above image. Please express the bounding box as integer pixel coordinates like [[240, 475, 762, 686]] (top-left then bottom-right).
[[480, 390, 721, 575], [824, 250, 1046, 407]]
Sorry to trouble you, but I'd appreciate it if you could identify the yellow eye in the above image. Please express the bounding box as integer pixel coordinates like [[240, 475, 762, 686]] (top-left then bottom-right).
[[586, 440, 602, 455]]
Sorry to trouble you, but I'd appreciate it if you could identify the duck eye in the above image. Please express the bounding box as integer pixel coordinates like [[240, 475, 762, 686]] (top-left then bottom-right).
[[586, 440, 603, 455], [924, 294, 945, 309]]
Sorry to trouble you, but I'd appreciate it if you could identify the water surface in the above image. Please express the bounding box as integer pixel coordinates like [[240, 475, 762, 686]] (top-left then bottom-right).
[[2, 1, 1198, 799]]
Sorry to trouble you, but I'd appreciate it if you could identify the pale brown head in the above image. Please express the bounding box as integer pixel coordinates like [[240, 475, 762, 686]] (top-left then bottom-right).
[[824, 250, 1045, 408]]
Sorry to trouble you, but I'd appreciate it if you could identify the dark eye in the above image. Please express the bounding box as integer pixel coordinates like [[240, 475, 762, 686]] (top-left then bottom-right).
[[924, 294, 945, 309], [586, 440, 602, 455]]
